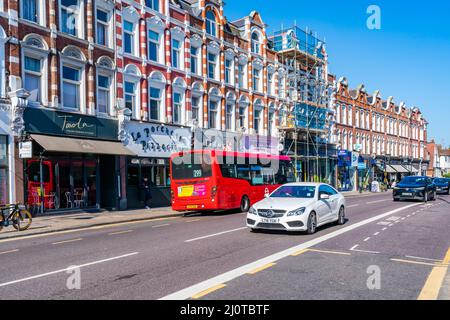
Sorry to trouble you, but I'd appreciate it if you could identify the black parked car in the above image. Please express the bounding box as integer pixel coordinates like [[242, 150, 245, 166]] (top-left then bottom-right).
[[393, 176, 436, 202], [433, 178, 450, 195]]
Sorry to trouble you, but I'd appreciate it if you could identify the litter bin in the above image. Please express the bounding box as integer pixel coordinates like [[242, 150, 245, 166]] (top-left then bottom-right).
[[371, 181, 380, 193]]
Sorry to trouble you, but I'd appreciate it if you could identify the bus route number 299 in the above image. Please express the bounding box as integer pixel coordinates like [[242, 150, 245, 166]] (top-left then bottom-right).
[[193, 169, 202, 178]]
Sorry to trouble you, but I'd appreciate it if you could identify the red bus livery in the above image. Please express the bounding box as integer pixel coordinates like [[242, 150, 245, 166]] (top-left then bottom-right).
[[170, 150, 295, 212]]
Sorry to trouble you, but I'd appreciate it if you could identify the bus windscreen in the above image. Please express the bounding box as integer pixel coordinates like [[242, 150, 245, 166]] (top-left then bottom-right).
[[171, 154, 212, 180]]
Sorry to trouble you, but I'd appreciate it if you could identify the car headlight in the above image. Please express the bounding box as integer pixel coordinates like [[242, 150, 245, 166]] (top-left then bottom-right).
[[249, 206, 257, 215], [287, 207, 306, 217]]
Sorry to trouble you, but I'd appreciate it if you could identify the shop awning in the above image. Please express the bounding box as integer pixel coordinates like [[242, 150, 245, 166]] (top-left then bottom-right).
[[31, 134, 136, 156], [385, 165, 397, 173], [390, 165, 409, 173]]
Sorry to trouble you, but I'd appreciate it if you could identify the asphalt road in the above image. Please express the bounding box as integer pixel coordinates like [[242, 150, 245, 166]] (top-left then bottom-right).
[[0, 192, 449, 300]]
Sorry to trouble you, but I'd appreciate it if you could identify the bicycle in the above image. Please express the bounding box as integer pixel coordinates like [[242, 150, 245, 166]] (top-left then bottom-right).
[[0, 204, 33, 232]]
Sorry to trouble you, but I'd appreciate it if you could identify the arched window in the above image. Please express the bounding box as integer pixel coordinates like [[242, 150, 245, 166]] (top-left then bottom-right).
[[225, 92, 236, 131], [61, 46, 87, 112], [123, 64, 142, 120], [251, 31, 261, 54], [205, 10, 217, 37], [208, 87, 222, 129], [172, 77, 186, 125], [96, 56, 115, 116], [238, 95, 249, 131], [21, 34, 49, 106], [191, 82, 204, 127], [148, 71, 166, 122], [253, 99, 264, 135]]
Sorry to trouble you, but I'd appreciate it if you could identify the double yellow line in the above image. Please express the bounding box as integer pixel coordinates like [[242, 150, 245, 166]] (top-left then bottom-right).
[[418, 247, 450, 300]]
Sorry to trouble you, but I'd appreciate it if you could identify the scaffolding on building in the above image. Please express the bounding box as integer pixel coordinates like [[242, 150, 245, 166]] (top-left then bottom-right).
[[270, 24, 336, 183]]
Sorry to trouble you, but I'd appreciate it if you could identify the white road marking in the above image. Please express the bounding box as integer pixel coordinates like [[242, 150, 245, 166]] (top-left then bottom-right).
[[52, 238, 83, 245], [389, 224, 394, 227], [161, 203, 421, 300], [373, 232, 380, 236], [351, 248, 381, 254], [364, 237, 371, 242], [0, 249, 19, 255], [108, 230, 133, 236], [350, 245, 359, 251], [152, 224, 170, 228], [185, 227, 248, 243], [382, 228, 388, 231], [367, 200, 386, 205], [387, 216, 401, 221], [407, 215, 411, 218], [0, 252, 139, 288], [347, 204, 360, 208], [377, 221, 391, 226], [405, 255, 442, 262]]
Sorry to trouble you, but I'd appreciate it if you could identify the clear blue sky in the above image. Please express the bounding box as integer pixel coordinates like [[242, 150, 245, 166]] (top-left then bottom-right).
[[225, 0, 450, 146]]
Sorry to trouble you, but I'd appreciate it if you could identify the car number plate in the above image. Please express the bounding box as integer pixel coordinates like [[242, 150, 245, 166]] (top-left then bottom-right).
[[187, 205, 198, 209], [261, 218, 280, 223], [402, 193, 413, 196]]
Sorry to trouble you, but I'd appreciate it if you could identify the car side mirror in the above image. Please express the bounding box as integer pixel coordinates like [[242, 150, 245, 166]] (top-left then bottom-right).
[[320, 193, 330, 200]]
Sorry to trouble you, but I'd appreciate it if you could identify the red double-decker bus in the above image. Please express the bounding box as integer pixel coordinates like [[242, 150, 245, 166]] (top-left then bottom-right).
[[170, 150, 295, 212]]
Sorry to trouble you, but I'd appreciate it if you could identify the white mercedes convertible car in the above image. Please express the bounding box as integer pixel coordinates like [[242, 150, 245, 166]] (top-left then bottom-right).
[[246, 183, 346, 234]]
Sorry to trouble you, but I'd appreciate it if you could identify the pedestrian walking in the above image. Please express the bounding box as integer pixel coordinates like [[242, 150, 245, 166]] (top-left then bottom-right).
[[141, 177, 152, 210]]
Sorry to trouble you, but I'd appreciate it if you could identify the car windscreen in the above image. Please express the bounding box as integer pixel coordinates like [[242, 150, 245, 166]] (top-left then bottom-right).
[[434, 178, 448, 184], [400, 177, 427, 185], [171, 154, 212, 180], [270, 186, 316, 199]]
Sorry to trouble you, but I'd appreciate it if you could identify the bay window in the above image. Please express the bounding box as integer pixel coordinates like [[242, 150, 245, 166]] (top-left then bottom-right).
[[172, 39, 182, 69], [190, 46, 200, 74], [225, 58, 233, 85], [252, 68, 261, 92], [207, 53, 217, 80]]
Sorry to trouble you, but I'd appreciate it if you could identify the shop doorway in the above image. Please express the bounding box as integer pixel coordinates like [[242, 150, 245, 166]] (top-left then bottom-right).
[[25, 155, 100, 214]]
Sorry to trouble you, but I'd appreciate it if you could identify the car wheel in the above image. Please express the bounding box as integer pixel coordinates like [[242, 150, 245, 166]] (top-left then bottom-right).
[[432, 191, 437, 201], [240, 196, 250, 213], [336, 206, 345, 225], [306, 212, 317, 235], [393, 198, 400, 202]]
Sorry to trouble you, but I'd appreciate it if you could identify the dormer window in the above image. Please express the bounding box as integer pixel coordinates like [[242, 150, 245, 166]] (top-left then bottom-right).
[[206, 10, 217, 37]]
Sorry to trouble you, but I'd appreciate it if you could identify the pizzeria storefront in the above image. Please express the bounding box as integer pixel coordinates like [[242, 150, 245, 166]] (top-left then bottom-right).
[[22, 107, 134, 214], [123, 121, 191, 208]]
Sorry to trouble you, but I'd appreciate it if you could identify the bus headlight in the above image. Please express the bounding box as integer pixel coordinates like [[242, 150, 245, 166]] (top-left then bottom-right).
[[287, 207, 306, 217], [249, 206, 257, 215]]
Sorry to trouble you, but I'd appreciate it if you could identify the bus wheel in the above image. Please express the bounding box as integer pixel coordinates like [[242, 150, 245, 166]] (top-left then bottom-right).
[[240, 196, 250, 213]]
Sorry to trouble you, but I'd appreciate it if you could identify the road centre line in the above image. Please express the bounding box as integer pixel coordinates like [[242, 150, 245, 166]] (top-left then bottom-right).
[[350, 248, 381, 254], [0, 252, 139, 288], [366, 200, 386, 205], [363, 237, 371, 242], [405, 256, 442, 262], [347, 204, 359, 208], [52, 238, 83, 245], [108, 230, 133, 236], [185, 227, 247, 243], [152, 224, 170, 228], [391, 258, 438, 267], [308, 248, 351, 256], [160, 203, 421, 300]]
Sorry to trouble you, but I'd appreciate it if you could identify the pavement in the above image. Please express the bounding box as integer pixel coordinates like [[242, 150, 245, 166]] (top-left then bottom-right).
[[0, 191, 448, 300], [0, 207, 186, 240]]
